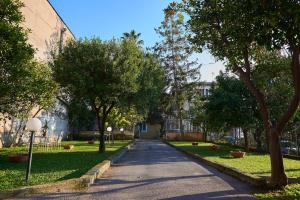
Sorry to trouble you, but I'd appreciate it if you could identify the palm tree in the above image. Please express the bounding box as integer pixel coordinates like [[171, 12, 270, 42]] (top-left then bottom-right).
[[121, 30, 144, 46]]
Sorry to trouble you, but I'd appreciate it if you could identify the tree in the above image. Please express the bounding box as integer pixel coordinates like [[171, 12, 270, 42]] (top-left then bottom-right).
[[106, 106, 144, 143], [52, 38, 143, 152], [121, 30, 144, 46], [0, 0, 58, 146], [133, 52, 166, 119], [204, 73, 258, 151], [155, 3, 200, 136], [0, 0, 34, 114], [189, 95, 210, 142], [185, 0, 300, 187]]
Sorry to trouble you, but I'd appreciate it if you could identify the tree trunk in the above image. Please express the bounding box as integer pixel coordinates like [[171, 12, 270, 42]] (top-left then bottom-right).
[[269, 129, 288, 187], [203, 127, 207, 142], [112, 126, 115, 144], [179, 117, 184, 136], [265, 129, 270, 152], [96, 112, 105, 153], [254, 127, 263, 152], [178, 108, 184, 137], [204, 131, 207, 142], [243, 128, 249, 151]]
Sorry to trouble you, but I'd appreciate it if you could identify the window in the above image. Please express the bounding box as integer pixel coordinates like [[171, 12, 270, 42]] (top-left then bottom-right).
[[205, 89, 209, 96], [140, 122, 147, 133]]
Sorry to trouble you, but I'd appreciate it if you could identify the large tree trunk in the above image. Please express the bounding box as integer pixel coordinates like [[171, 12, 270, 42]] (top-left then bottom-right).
[[203, 131, 207, 142], [96, 113, 105, 153], [265, 130, 270, 152], [254, 127, 263, 152], [179, 116, 184, 137], [237, 67, 290, 187], [243, 128, 249, 152], [269, 129, 288, 187], [178, 108, 184, 137]]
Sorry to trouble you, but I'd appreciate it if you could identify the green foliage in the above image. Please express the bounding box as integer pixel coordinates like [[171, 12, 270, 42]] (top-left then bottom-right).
[[52, 38, 147, 151], [0, 140, 131, 191], [106, 107, 143, 129], [155, 4, 200, 134], [185, 0, 300, 131], [185, 0, 300, 185], [53, 38, 142, 105], [205, 73, 258, 131], [255, 184, 300, 200], [0, 0, 57, 128], [121, 30, 144, 46], [252, 50, 293, 122], [66, 98, 95, 134], [134, 52, 166, 118]]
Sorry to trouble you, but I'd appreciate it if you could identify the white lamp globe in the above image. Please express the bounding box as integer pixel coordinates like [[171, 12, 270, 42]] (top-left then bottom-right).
[[26, 118, 42, 132], [106, 127, 112, 132], [120, 128, 124, 132]]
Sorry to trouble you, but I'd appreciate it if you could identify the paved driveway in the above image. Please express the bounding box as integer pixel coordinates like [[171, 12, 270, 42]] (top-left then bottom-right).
[[21, 140, 257, 200]]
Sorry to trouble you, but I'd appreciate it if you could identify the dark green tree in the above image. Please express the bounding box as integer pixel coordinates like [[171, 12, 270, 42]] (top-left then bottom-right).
[[189, 95, 211, 142], [0, 0, 34, 114], [134, 52, 166, 119], [0, 0, 58, 147], [204, 73, 258, 151], [52, 38, 143, 152]]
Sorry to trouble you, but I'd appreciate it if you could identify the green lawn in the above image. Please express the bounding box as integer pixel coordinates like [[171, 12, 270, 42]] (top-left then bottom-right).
[[0, 140, 131, 191], [255, 184, 300, 200], [170, 141, 300, 177]]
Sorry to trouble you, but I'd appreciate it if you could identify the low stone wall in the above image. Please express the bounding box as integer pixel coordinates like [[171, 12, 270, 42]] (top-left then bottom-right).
[[75, 131, 133, 140], [165, 141, 266, 187], [0, 141, 135, 199], [166, 132, 203, 141], [283, 154, 300, 160]]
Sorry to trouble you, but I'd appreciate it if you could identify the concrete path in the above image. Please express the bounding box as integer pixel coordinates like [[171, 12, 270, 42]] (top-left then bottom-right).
[[22, 140, 257, 200]]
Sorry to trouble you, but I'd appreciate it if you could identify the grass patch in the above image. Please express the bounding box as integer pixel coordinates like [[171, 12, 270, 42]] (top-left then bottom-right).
[[170, 141, 300, 177], [0, 140, 131, 191], [255, 184, 300, 200]]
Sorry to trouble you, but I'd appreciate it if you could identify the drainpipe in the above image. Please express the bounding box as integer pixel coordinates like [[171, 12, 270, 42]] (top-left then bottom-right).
[[59, 27, 67, 53]]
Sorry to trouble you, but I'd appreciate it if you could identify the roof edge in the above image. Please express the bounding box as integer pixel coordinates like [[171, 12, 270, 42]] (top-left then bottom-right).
[[46, 0, 76, 39]]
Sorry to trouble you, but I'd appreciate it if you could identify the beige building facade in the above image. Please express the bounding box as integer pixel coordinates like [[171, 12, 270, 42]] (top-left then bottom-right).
[[0, 0, 74, 147], [21, 0, 74, 61]]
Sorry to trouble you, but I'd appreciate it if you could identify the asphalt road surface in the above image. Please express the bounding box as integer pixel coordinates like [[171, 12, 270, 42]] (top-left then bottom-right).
[[20, 140, 257, 200]]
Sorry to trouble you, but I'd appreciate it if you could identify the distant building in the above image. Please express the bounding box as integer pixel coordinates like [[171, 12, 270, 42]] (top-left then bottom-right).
[[0, 0, 74, 147], [137, 82, 213, 139], [199, 81, 212, 97]]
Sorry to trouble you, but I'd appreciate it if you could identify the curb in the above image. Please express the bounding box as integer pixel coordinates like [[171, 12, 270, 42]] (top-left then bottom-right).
[[0, 141, 135, 199], [164, 141, 267, 187]]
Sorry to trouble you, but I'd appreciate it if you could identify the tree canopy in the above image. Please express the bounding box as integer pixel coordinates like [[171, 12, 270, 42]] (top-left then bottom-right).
[[155, 4, 200, 135]]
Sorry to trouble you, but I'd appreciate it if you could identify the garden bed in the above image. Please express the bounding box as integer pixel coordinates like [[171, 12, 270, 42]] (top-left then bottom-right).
[[255, 183, 300, 200], [169, 141, 300, 178], [0, 140, 131, 191]]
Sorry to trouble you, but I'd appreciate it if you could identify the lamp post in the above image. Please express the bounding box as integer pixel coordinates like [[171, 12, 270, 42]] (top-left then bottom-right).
[[107, 127, 112, 143], [120, 128, 124, 141], [25, 118, 42, 184]]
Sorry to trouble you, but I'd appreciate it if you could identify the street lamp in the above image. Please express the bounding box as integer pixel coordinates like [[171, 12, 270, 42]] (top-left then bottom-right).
[[25, 118, 42, 184], [107, 127, 112, 143], [120, 128, 124, 141], [107, 127, 112, 132]]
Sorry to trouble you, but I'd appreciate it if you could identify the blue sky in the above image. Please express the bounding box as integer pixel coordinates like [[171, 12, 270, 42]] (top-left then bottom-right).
[[49, 0, 224, 81]]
